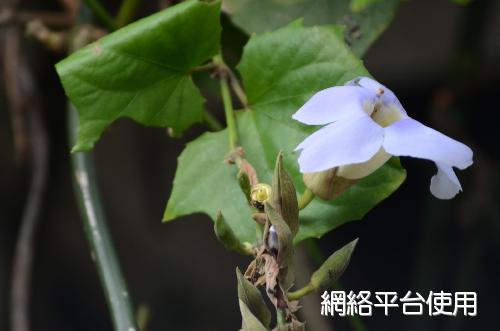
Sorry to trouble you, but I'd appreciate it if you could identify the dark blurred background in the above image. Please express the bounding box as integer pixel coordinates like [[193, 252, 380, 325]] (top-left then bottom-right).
[[1, 0, 499, 330]]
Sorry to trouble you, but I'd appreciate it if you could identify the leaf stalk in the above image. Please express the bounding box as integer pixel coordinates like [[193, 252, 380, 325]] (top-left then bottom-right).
[[214, 54, 239, 152], [116, 0, 141, 27], [202, 109, 223, 131], [83, 0, 118, 30]]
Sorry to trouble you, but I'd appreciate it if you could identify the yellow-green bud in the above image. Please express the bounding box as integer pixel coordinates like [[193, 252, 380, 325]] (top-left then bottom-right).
[[250, 183, 272, 211], [303, 168, 358, 200]]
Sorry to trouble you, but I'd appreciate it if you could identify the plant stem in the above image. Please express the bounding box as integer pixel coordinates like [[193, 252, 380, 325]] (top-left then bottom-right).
[[5, 27, 49, 331], [83, 0, 117, 30], [304, 239, 367, 331], [227, 70, 248, 108], [189, 62, 217, 74], [203, 109, 223, 131], [221, 77, 238, 150], [116, 0, 141, 27], [214, 54, 238, 151], [288, 283, 315, 301], [298, 188, 315, 210], [68, 105, 138, 331]]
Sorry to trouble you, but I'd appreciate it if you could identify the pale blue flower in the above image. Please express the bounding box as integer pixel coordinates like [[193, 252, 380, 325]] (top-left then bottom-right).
[[293, 77, 473, 199]]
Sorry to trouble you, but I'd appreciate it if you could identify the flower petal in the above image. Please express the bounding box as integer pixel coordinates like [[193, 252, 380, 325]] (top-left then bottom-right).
[[292, 86, 375, 125], [347, 76, 407, 116], [337, 147, 392, 179], [348, 76, 384, 91], [430, 162, 462, 199], [296, 114, 384, 173], [383, 118, 473, 169]]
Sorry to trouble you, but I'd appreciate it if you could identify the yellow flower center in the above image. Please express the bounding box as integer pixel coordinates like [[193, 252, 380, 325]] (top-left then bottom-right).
[[338, 100, 405, 180]]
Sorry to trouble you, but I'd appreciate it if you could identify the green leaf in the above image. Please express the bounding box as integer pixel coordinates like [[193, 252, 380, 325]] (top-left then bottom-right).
[[237, 23, 367, 122], [310, 238, 358, 290], [56, 0, 221, 151], [236, 268, 272, 328], [165, 22, 406, 245], [164, 130, 256, 242], [238, 299, 268, 331], [350, 0, 383, 12], [223, 0, 399, 56], [214, 211, 253, 255]]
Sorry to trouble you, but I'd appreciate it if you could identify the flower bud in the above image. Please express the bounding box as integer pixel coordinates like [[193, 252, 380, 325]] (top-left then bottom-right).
[[237, 170, 252, 204], [310, 239, 358, 290], [251, 212, 267, 225], [271, 152, 299, 236], [303, 168, 357, 200], [250, 183, 272, 212]]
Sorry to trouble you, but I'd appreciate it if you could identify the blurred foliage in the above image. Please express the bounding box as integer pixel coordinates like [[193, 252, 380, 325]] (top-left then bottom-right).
[[222, 0, 399, 56]]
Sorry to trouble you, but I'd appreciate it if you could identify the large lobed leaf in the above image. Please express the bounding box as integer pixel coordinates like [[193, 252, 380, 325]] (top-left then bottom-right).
[[223, 0, 399, 56], [165, 21, 406, 244], [56, 0, 221, 151]]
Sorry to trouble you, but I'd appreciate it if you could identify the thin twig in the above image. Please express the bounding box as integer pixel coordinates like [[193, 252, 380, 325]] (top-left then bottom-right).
[[83, 0, 117, 30], [116, 0, 141, 27], [226, 69, 248, 108], [4, 27, 49, 331], [2, 25, 27, 162], [0, 8, 76, 28], [202, 109, 224, 131]]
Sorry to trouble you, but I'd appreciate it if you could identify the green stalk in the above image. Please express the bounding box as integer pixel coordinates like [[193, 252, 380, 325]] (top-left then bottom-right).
[[68, 105, 138, 331], [222, 78, 238, 150], [116, 0, 142, 27], [288, 283, 315, 301], [84, 0, 118, 31], [227, 70, 248, 108], [214, 54, 238, 151], [202, 109, 223, 131]]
